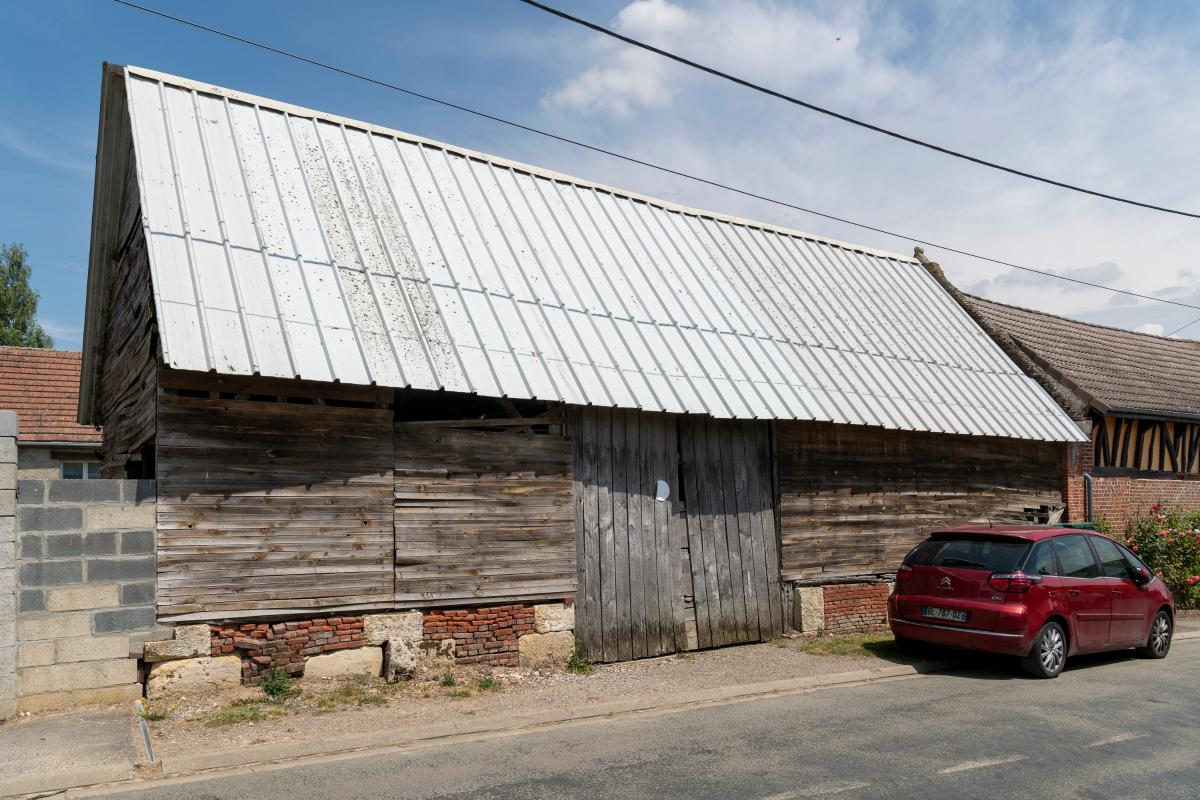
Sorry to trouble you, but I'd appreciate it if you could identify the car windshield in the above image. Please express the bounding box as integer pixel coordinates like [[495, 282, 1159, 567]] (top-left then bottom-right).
[[906, 536, 1032, 572]]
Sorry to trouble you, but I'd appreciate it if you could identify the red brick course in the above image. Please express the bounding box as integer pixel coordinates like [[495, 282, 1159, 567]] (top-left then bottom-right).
[[423, 604, 534, 666], [1089, 475, 1200, 532], [823, 582, 890, 636], [210, 616, 366, 684]]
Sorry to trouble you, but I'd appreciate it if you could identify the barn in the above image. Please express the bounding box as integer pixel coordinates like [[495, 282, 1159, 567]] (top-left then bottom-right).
[[79, 64, 1085, 670]]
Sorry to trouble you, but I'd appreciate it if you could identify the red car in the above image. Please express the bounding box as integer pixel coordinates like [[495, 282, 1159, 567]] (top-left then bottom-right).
[[888, 526, 1175, 678]]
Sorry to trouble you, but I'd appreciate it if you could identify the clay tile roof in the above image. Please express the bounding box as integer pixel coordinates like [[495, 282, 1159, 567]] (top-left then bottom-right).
[[963, 296, 1200, 420], [0, 347, 103, 443]]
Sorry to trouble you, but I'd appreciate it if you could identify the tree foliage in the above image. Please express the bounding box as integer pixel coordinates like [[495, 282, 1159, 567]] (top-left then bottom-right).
[[0, 242, 53, 348]]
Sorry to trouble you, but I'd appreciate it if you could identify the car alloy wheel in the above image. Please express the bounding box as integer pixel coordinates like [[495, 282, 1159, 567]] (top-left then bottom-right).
[[1022, 621, 1067, 678], [1039, 626, 1065, 673], [1140, 611, 1172, 659]]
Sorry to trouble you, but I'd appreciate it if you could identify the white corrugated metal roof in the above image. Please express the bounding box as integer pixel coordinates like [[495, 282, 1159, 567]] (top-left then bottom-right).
[[99, 65, 1085, 442]]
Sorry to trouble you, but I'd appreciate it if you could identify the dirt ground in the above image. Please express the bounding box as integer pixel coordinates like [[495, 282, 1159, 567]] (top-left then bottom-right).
[[140, 635, 897, 761]]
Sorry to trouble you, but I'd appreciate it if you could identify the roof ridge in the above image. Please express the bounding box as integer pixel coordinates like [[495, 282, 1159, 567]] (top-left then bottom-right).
[[964, 293, 1200, 348], [122, 64, 916, 265]]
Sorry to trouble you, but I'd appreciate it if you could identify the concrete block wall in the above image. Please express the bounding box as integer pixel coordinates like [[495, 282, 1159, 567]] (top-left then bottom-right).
[[1, 412, 17, 719], [13, 475, 158, 714]]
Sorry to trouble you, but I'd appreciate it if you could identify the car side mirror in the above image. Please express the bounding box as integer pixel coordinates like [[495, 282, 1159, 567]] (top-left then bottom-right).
[[1132, 567, 1152, 587]]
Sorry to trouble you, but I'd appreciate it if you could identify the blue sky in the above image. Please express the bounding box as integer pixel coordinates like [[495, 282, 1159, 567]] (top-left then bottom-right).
[[3, 0, 1199, 350]]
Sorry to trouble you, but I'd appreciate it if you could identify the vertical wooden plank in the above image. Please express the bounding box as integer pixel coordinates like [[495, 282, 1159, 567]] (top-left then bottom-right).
[[596, 407, 618, 663], [717, 420, 751, 643], [681, 417, 713, 649], [624, 410, 647, 660], [693, 418, 728, 647], [570, 408, 593, 660], [609, 410, 632, 662], [639, 412, 663, 656], [731, 423, 764, 642], [664, 415, 688, 653], [706, 418, 738, 646], [760, 421, 784, 636], [740, 421, 772, 640]]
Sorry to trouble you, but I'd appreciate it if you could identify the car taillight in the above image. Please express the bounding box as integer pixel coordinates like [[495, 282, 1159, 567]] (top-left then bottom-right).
[[988, 571, 1040, 593], [896, 565, 914, 582]]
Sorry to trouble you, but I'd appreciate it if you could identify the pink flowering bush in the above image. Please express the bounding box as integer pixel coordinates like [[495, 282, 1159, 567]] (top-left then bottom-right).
[[1124, 505, 1200, 609]]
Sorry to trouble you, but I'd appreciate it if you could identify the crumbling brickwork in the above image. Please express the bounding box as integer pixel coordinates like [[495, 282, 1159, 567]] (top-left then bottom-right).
[[210, 616, 365, 684], [1089, 476, 1200, 533], [823, 582, 890, 635], [423, 604, 534, 666]]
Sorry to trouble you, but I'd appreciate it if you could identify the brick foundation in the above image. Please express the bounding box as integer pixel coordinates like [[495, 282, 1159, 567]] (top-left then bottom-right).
[[423, 604, 534, 666], [210, 616, 366, 684], [823, 582, 890, 635]]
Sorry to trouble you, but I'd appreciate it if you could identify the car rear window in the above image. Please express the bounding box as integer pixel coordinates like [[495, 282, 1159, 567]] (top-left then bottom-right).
[[906, 536, 1031, 572]]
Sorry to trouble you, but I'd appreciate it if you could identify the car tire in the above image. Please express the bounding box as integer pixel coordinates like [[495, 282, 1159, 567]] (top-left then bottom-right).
[[1138, 610, 1172, 659], [1021, 621, 1067, 678]]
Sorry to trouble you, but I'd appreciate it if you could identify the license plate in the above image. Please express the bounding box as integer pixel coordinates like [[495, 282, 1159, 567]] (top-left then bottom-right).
[[922, 606, 968, 623]]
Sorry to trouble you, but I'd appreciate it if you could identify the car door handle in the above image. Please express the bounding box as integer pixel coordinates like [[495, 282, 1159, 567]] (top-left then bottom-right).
[[1066, 590, 1080, 597], [1111, 590, 1122, 597]]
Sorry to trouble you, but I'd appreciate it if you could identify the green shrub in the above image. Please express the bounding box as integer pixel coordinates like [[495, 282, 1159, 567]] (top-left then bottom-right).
[[567, 644, 592, 675], [260, 668, 300, 702], [440, 673, 456, 687], [477, 676, 499, 691], [1124, 506, 1200, 609]]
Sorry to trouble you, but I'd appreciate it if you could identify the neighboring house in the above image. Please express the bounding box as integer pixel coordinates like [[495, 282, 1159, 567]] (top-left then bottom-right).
[[917, 249, 1200, 531], [77, 64, 1085, 669], [0, 347, 103, 478]]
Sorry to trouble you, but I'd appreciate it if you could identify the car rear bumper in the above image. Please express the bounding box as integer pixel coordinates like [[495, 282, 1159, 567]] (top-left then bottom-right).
[[889, 616, 1032, 656]]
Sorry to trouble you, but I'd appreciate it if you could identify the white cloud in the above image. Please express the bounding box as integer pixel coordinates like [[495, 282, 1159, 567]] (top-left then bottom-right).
[[530, 1, 1200, 338], [0, 126, 91, 173], [1134, 323, 1165, 336]]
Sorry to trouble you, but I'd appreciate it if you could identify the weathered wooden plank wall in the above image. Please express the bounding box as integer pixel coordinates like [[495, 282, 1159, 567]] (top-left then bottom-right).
[[776, 421, 1064, 580], [98, 143, 157, 474], [679, 417, 782, 649], [571, 408, 684, 663], [155, 382, 394, 617], [393, 424, 575, 607]]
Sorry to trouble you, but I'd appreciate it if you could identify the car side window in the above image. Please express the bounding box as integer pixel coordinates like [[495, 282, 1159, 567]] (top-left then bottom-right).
[[1089, 535, 1133, 580], [1025, 540, 1058, 576], [1052, 535, 1100, 579]]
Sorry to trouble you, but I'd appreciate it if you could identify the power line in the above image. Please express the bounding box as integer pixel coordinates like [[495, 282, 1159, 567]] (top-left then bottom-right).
[[519, 0, 1200, 222], [110, 0, 1200, 321], [1167, 316, 1200, 336]]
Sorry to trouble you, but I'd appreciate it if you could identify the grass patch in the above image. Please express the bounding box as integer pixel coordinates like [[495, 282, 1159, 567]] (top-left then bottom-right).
[[674, 651, 696, 662], [446, 688, 472, 699], [798, 633, 899, 659], [440, 674, 457, 687], [567, 646, 593, 675], [313, 676, 390, 713], [209, 699, 271, 726], [477, 676, 500, 691], [137, 702, 169, 722]]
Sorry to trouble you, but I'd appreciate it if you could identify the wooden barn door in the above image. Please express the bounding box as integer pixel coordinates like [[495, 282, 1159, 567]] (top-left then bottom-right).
[[571, 408, 687, 662], [678, 418, 784, 649], [571, 409, 783, 662]]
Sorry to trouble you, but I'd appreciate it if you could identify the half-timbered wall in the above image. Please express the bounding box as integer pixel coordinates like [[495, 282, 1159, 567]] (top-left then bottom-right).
[[1093, 416, 1200, 475], [394, 423, 575, 608], [155, 375, 394, 618], [777, 422, 1064, 580], [97, 143, 157, 475]]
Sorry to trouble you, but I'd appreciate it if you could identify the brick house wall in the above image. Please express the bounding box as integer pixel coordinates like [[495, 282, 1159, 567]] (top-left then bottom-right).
[[11, 476, 159, 714], [1090, 476, 1200, 533], [822, 583, 890, 636]]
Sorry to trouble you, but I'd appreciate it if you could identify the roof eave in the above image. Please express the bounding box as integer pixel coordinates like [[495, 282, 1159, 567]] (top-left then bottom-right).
[[79, 63, 131, 426]]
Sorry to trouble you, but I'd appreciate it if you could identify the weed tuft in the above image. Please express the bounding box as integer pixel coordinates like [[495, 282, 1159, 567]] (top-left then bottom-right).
[[567, 645, 592, 675], [447, 688, 471, 698], [260, 668, 300, 702], [477, 676, 500, 691], [439, 673, 456, 687]]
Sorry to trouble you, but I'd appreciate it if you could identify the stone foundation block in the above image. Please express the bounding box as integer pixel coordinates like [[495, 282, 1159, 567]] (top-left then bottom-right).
[[55, 634, 129, 663], [363, 611, 423, 646], [303, 646, 382, 680], [17, 612, 91, 642], [20, 658, 136, 694], [17, 683, 142, 714], [533, 603, 574, 634], [147, 655, 242, 700], [793, 586, 825, 635], [17, 641, 55, 668], [518, 631, 574, 668], [143, 623, 211, 663]]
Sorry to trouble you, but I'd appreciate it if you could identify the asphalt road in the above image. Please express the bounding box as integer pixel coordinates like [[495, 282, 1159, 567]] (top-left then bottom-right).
[[105, 642, 1197, 800]]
